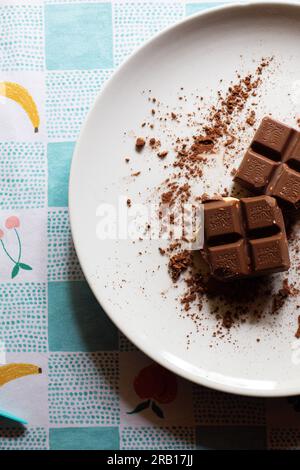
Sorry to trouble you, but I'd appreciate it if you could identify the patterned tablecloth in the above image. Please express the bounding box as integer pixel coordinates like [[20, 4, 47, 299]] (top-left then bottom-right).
[[0, 0, 300, 451]]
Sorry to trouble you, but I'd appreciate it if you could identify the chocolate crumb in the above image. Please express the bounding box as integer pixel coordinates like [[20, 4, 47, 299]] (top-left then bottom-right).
[[169, 251, 192, 281], [246, 110, 256, 126], [296, 316, 300, 339], [161, 191, 173, 204], [222, 311, 234, 329], [136, 137, 145, 149], [224, 135, 235, 147], [272, 279, 299, 314], [158, 150, 168, 159]]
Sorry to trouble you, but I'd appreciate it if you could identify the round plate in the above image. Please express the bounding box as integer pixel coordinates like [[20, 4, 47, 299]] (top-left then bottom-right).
[[70, 1, 300, 396]]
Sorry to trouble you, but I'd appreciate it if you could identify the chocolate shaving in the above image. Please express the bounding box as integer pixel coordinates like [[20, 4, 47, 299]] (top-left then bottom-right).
[[169, 251, 192, 281], [296, 316, 300, 339], [158, 150, 168, 159]]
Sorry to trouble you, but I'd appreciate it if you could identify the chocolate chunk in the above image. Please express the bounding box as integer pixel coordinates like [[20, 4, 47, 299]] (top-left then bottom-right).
[[234, 117, 300, 209], [135, 137, 146, 149], [157, 150, 168, 159], [203, 196, 290, 281]]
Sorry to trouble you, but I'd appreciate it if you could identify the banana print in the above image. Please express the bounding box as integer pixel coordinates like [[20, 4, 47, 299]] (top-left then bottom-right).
[[0, 363, 42, 387], [0, 81, 40, 132]]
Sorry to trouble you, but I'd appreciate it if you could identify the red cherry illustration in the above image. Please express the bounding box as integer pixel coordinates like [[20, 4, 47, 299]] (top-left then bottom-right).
[[134, 363, 178, 404], [128, 363, 178, 418], [5, 216, 20, 229]]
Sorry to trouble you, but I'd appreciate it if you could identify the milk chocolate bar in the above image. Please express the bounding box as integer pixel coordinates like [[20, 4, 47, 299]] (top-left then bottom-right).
[[203, 196, 290, 281], [234, 117, 300, 209]]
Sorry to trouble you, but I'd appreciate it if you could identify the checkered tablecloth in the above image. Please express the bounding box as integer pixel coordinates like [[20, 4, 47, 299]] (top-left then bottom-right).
[[0, 0, 300, 451]]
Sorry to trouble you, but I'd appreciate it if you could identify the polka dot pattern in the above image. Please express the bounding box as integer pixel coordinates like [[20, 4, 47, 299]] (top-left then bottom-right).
[[119, 332, 138, 352], [48, 208, 83, 281], [46, 70, 113, 140], [0, 5, 43, 71], [0, 143, 46, 210], [193, 385, 265, 425], [0, 427, 47, 450], [49, 352, 120, 425], [121, 426, 196, 450], [46, 0, 102, 3], [269, 428, 300, 449], [0, 283, 47, 352], [114, 2, 184, 66]]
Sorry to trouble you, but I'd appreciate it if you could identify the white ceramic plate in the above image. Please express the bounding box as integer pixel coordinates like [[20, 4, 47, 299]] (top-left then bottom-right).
[[70, 1, 300, 397]]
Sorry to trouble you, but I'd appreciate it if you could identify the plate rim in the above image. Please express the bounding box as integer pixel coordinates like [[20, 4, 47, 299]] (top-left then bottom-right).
[[69, 0, 300, 397]]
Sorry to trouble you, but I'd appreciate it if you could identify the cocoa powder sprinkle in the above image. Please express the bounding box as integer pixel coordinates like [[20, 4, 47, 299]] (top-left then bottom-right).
[[130, 57, 300, 343], [169, 251, 192, 281]]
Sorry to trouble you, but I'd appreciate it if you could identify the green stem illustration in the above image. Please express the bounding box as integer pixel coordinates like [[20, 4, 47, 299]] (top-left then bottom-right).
[[0, 224, 32, 278], [14, 228, 22, 264], [0, 240, 17, 264]]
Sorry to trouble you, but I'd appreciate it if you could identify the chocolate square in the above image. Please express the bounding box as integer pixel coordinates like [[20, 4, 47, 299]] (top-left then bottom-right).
[[208, 240, 250, 279], [203, 196, 290, 281], [252, 117, 294, 160], [204, 199, 243, 243], [241, 195, 283, 233], [235, 151, 278, 192], [234, 117, 300, 209], [249, 234, 290, 273], [284, 138, 300, 169], [267, 164, 300, 208]]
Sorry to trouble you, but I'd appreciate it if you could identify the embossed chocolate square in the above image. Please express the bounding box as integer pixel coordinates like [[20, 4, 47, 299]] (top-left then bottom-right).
[[234, 117, 300, 209], [203, 196, 290, 281]]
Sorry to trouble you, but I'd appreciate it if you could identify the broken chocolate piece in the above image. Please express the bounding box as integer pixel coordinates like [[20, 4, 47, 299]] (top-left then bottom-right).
[[203, 196, 290, 281], [234, 117, 300, 209]]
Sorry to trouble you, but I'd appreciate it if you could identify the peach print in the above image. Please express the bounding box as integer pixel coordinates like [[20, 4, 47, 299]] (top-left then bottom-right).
[[127, 363, 178, 419], [0, 216, 32, 279]]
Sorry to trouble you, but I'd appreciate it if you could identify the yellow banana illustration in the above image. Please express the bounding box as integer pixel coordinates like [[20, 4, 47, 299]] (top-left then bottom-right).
[[0, 363, 42, 387], [0, 82, 40, 132]]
